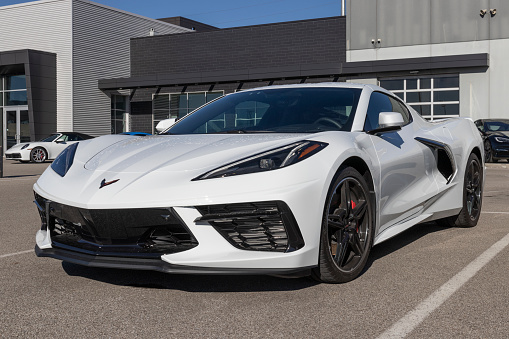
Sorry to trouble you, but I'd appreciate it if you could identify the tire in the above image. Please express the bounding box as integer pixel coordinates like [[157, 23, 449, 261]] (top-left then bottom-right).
[[30, 147, 47, 163], [446, 153, 483, 228], [312, 167, 375, 283], [484, 140, 494, 163]]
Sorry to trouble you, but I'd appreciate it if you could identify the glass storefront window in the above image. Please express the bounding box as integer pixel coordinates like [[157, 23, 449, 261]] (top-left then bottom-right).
[[6, 91, 28, 106], [153, 91, 224, 132], [111, 95, 128, 134], [6, 75, 26, 90], [379, 75, 459, 120]]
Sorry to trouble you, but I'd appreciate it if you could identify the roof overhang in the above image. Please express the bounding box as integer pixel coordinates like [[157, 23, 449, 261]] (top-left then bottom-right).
[[98, 53, 489, 90]]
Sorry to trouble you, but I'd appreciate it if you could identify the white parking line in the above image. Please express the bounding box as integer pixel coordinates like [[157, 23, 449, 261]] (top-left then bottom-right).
[[0, 249, 33, 259], [376, 231, 509, 339], [482, 211, 509, 214]]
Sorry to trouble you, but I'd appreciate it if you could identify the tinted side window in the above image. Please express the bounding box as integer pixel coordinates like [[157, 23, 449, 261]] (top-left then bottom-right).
[[364, 92, 392, 131], [390, 97, 411, 124]]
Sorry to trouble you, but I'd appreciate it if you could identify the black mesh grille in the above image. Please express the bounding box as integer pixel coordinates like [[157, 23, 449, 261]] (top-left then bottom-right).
[[35, 193, 198, 258], [195, 201, 304, 253]]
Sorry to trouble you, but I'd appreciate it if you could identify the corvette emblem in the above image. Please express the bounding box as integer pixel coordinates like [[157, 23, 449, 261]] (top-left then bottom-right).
[[99, 178, 120, 189]]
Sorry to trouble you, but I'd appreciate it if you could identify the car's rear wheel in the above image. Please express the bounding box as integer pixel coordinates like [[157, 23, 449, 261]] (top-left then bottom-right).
[[312, 167, 375, 283], [446, 153, 482, 227], [30, 147, 47, 163]]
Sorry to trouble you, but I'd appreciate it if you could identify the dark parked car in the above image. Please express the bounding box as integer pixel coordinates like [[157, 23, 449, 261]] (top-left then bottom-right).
[[475, 119, 509, 162]]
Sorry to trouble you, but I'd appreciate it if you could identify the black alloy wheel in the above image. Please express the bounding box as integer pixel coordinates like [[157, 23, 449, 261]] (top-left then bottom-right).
[[30, 147, 47, 163], [312, 167, 374, 283], [484, 140, 494, 163], [447, 153, 482, 227]]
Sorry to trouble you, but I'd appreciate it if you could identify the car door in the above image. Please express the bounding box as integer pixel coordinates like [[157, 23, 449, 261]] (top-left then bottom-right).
[[365, 92, 438, 234]]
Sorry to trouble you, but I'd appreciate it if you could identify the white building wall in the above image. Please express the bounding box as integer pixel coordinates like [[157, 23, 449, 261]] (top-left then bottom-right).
[[0, 0, 73, 131], [71, 0, 190, 135], [347, 38, 509, 119]]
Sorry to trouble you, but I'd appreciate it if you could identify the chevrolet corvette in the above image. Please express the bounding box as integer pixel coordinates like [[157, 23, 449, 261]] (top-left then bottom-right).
[[34, 83, 484, 283]]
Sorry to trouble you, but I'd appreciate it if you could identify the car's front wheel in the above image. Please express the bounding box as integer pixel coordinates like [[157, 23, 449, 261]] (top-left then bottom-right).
[[484, 140, 496, 163], [30, 147, 47, 163], [312, 167, 375, 283]]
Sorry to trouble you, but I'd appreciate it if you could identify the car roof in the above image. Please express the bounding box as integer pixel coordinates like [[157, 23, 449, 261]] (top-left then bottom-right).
[[237, 82, 389, 95]]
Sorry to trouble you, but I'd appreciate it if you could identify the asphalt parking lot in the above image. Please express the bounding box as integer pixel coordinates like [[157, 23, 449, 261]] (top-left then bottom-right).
[[1, 160, 508, 338]]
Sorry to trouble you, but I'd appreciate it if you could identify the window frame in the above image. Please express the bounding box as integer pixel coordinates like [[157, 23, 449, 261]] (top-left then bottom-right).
[[379, 75, 460, 120]]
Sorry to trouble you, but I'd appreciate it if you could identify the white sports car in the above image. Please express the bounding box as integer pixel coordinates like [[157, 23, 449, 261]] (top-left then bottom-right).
[[5, 132, 93, 163], [34, 83, 484, 283]]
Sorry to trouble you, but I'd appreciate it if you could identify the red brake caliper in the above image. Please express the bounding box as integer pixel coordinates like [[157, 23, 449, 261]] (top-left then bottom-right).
[[351, 201, 358, 232]]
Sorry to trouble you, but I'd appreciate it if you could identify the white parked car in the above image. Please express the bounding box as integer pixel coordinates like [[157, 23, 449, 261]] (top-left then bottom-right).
[[5, 132, 93, 163], [34, 83, 484, 283]]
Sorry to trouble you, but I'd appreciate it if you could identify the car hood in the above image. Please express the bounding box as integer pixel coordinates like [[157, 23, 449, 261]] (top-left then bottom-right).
[[5, 142, 30, 152], [82, 134, 312, 174], [486, 131, 509, 138]]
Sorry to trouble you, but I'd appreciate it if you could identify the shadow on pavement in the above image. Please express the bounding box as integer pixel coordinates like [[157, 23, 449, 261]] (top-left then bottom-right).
[[61, 222, 451, 291], [362, 221, 451, 274], [1, 174, 40, 178], [62, 262, 318, 292]]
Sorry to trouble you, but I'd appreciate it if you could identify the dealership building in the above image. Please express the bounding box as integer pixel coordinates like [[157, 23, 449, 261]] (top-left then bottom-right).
[[1, 0, 508, 152]]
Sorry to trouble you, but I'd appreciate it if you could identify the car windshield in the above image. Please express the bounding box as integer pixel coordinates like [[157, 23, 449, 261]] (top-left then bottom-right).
[[167, 87, 362, 134], [485, 121, 509, 132], [39, 134, 59, 142]]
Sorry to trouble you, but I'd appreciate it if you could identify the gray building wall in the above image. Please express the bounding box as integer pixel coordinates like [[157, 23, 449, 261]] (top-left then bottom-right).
[[71, 0, 190, 136], [348, 0, 509, 50], [130, 17, 346, 77], [346, 0, 509, 120]]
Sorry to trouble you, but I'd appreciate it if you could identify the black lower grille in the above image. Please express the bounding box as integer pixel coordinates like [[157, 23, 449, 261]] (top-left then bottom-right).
[[6, 153, 21, 159], [195, 201, 304, 253], [34, 193, 198, 257]]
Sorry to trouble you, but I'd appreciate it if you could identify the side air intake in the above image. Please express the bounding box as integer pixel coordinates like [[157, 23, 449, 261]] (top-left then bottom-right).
[[415, 137, 456, 184]]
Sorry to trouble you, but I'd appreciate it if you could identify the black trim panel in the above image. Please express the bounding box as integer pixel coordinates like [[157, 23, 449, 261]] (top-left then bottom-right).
[[415, 137, 457, 184], [35, 245, 314, 276]]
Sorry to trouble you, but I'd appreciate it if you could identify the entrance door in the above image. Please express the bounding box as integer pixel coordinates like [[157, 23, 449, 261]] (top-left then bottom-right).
[[3, 107, 30, 153]]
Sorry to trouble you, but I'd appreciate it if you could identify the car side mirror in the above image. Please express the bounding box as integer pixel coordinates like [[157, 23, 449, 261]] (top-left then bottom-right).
[[55, 140, 66, 144], [379, 112, 404, 128], [155, 118, 176, 133], [367, 112, 405, 135]]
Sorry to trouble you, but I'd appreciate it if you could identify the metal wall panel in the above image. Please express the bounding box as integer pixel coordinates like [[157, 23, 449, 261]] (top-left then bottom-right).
[[377, 0, 431, 48], [347, 0, 377, 50], [490, 0, 509, 40], [0, 0, 73, 131], [431, 0, 489, 44], [71, 0, 190, 136]]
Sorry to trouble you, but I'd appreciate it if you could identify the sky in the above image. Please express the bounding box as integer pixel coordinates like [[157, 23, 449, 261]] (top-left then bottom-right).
[[0, 0, 342, 28]]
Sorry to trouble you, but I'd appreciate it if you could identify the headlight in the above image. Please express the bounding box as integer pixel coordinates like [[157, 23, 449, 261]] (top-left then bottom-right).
[[21, 144, 30, 150], [194, 140, 328, 180], [494, 136, 509, 143], [51, 143, 79, 177]]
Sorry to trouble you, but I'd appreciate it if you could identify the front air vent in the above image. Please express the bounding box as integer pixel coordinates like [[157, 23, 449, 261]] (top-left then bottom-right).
[[34, 192, 198, 257], [195, 201, 304, 253]]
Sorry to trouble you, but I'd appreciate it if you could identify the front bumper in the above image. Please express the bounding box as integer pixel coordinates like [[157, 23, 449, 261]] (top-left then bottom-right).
[[493, 146, 509, 159], [35, 193, 314, 273], [5, 153, 22, 159], [35, 245, 313, 275]]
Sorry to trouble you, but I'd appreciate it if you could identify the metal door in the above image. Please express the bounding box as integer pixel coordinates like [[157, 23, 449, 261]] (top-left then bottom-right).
[[3, 107, 29, 154]]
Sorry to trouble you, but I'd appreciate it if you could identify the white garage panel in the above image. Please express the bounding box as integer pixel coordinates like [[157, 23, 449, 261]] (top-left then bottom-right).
[[0, 0, 73, 131]]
